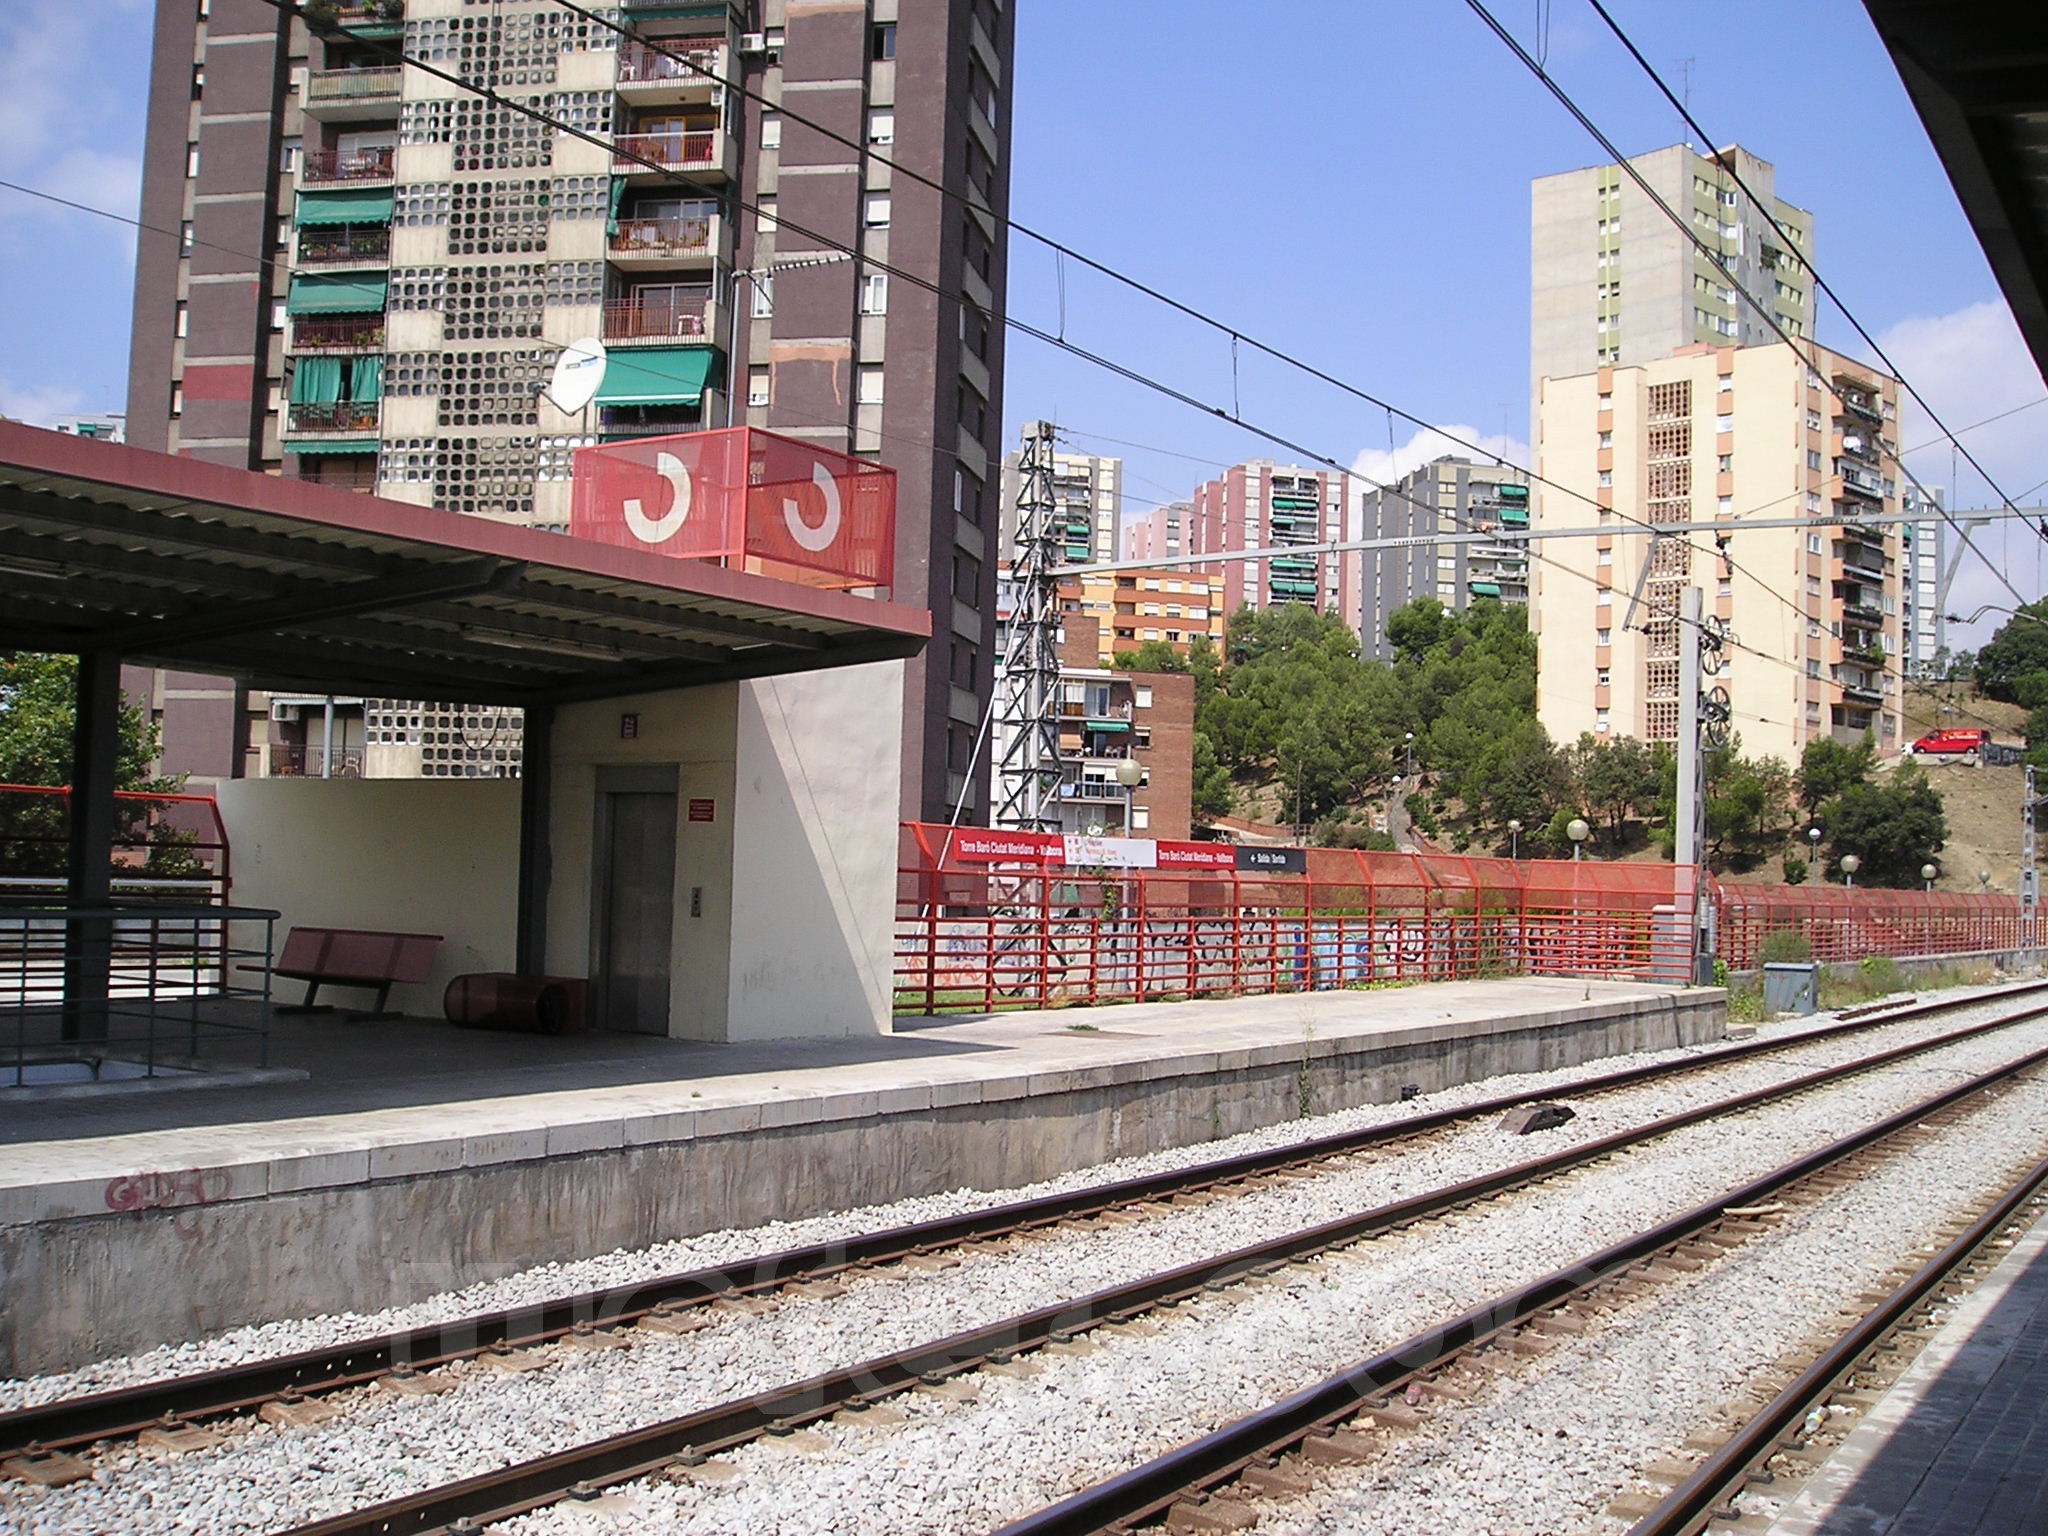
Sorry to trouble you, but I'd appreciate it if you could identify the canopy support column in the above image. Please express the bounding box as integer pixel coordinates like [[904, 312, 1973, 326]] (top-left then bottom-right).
[[63, 648, 121, 1040], [516, 703, 553, 975]]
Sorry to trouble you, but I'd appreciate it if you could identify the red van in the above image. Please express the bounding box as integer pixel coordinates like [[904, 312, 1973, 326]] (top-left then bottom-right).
[[1909, 728, 1990, 758]]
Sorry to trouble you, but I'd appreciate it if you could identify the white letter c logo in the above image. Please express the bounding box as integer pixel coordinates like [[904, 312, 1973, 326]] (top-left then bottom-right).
[[623, 452, 691, 544], [783, 462, 842, 553]]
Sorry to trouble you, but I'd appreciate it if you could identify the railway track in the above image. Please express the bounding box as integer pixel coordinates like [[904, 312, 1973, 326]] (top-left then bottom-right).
[[73, 988, 2034, 1536], [5, 980, 2038, 1472], [994, 1049, 2048, 1536]]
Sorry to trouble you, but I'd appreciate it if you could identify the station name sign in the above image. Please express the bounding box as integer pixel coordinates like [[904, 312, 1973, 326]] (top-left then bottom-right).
[[945, 831, 1303, 873]]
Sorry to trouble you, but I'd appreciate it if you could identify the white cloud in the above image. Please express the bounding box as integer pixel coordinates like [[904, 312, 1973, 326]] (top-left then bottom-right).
[[0, 5, 94, 175], [1348, 424, 1531, 488], [0, 378, 85, 427]]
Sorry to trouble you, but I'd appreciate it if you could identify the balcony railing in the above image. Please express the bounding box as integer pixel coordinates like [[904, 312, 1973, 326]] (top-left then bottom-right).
[[304, 66, 402, 104], [286, 402, 381, 434], [1836, 463, 1886, 499], [617, 40, 722, 84], [609, 216, 713, 259], [289, 315, 385, 352], [614, 131, 718, 170], [301, 147, 396, 183], [267, 744, 365, 778], [297, 224, 391, 264], [602, 296, 711, 341]]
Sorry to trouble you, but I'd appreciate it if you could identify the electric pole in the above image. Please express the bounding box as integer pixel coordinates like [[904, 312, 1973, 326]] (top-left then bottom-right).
[[993, 420, 1064, 832], [2025, 764, 2040, 950]]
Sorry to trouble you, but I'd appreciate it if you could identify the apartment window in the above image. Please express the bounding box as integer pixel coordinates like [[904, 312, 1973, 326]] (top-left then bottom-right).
[[756, 197, 777, 236], [871, 22, 897, 59], [1597, 469, 1613, 488], [1717, 496, 1732, 514], [1715, 414, 1734, 433], [186, 144, 200, 178], [1807, 575, 1823, 596], [1597, 549, 1613, 567], [857, 364, 885, 405], [747, 365, 769, 408], [1597, 430, 1612, 448], [868, 110, 895, 146], [864, 193, 891, 227], [180, 220, 194, 253], [764, 25, 785, 47], [1142, 628, 1160, 642], [170, 383, 183, 416], [1717, 374, 1733, 393], [951, 551, 979, 599], [1806, 450, 1823, 471], [760, 113, 782, 150], [950, 639, 976, 688], [270, 299, 286, 330], [1596, 668, 1611, 687], [1718, 453, 1733, 473], [858, 273, 888, 314], [191, 65, 204, 98], [1135, 685, 1153, 708], [750, 273, 773, 317], [954, 466, 983, 524], [278, 143, 299, 174], [956, 382, 985, 436], [1807, 533, 1823, 555], [1596, 708, 1610, 733], [1597, 628, 1612, 646], [1720, 580, 1734, 598], [174, 302, 188, 339], [1597, 391, 1612, 407], [1807, 659, 1822, 678], [1806, 491, 1821, 512]]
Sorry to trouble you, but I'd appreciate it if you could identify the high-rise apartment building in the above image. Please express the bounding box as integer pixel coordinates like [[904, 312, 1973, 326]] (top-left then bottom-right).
[[1901, 485, 1947, 677], [1531, 144, 1815, 395], [996, 442, 1121, 567], [1050, 567, 1222, 665], [1533, 342, 1905, 764], [127, 0, 1013, 819], [1356, 457, 1529, 661], [1121, 499, 1189, 563], [1187, 460, 1359, 622]]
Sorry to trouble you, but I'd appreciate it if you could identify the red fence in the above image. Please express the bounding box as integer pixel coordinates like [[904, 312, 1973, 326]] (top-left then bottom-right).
[[893, 824, 2034, 1013], [0, 785, 231, 905], [1715, 883, 2025, 968]]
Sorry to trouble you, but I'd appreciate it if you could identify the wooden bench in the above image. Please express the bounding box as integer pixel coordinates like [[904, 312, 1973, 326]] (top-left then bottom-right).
[[246, 926, 444, 1020]]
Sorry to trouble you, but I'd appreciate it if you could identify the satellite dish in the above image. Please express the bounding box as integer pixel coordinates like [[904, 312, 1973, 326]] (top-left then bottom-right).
[[546, 338, 608, 414]]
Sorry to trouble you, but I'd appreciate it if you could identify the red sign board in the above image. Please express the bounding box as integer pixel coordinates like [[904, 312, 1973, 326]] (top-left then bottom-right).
[[1155, 840, 1238, 871], [946, 829, 1064, 865], [687, 798, 716, 823], [570, 427, 894, 591]]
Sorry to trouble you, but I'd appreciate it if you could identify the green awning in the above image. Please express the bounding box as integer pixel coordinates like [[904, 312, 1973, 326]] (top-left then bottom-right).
[[287, 274, 388, 315], [287, 439, 379, 455], [1470, 581, 1502, 596], [594, 345, 718, 406], [295, 188, 394, 226], [1085, 719, 1130, 732], [289, 355, 343, 406]]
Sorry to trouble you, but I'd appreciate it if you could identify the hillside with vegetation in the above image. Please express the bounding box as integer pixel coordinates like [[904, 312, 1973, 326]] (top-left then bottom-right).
[[1120, 598, 1952, 888]]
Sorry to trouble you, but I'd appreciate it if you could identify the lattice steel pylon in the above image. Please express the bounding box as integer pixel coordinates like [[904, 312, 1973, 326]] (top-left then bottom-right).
[[993, 420, 1064, 831]]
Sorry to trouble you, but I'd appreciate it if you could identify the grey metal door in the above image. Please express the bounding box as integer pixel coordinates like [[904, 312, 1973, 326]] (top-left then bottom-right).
[[598, 790, 677, 1033]]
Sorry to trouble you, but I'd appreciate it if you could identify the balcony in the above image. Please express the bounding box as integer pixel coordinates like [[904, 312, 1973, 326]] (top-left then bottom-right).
[[1835, 383, 1882, 422], [286, 402, 380, 435], [297, 224, 390, 265], [603, 295, 712, 344], [289, 314, 385, 352], [614, 130, 721, 175], [301, 66, 402, 120], [1835, 463, 1886, 501], [301, 147, 395, 185], [1832, 667, 1884, 705], [608, 215, 715, 268], [266, 743, 364, 778], [615, 40, 724, 103]]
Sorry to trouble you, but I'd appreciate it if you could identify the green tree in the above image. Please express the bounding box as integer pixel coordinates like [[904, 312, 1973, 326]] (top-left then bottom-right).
[[1797, 735, 1875, 812], [1571, 733, 1659, 852], [1384, 596, 1454, 664], [1823, 767, 1946, 887], [1112, 640, 1188, 674], [1189, 734, 1233, 820], [1972, 601, 2048, 703]]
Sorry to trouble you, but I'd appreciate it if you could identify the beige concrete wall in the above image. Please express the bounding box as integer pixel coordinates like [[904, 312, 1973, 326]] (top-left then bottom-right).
[[213, 779, 520, 1015], [548, 662, 902, 1042]]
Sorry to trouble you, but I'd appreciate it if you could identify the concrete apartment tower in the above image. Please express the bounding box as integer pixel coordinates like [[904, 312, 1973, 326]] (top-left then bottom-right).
[[1121, 498, 1190, 563], [1533, 343, 1906, 763], [1355, 458, 1529, 661], [126, 0, 1013, 820], [1187, 461, 1359, 625], [995, 441, 1122, 567], [1530, 144, 1815, 394]]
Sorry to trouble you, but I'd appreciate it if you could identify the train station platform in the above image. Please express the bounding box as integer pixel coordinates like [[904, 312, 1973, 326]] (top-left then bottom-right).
[[1763, 1200, 2048, 1534], [0, 976, 1720, 1377]]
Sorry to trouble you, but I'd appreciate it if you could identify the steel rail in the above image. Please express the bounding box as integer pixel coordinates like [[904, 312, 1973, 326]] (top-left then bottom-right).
[[994, 1046, 2048, 1535], [4, 980, 2042, 1460], [1624, 1152, 2048, 1536], [270, 1008, 2048, 1535]]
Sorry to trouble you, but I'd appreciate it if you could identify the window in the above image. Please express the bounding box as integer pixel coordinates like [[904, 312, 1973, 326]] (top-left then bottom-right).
[[868, 110, 894, 146], [1597, 628, 1612, 646], [747, 365, 769, 407], [1715, 414, 1734, 433], [864, 193, 891, 227], [1807, 533, 1823, 555], [1718, 496, 1733, 514], [750, 273, 773, 317], [186, 144, 200, 177], [1717, 374, 1733, 393], [1596, 668, 1611, 687], [1598, 469, 1613, 488], [170, 382, 183, 416], [1597, 549, 1613, 567], [1596, 708, 1610, 733], [1132, 806, 1150, 831], [270, 299, 285, 330], [859, 272, 888, 314], [1598, 430, 1612, 448], [1135, 685, 1153, 708], [180, 220, 194, 253], [1597, 391, 1612, 407], [278, 143, 298, 174], [1718, 453, 1733, 473], [871, 22, 896, 59], [760, 113, 781, 150], [954, 466, 983, 524], [192, 64, 204, 98], [951, 551, 979, 599], [857, 364, 885, 405], [175, 302, 189, 339], [1806, 450, 1823, 471]]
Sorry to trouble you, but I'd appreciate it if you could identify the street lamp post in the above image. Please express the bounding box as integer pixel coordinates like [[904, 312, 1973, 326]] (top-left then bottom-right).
[[1114, 755, 1142, 835], [1922, 862, 1938, 893], [1403, 731, 1415, 780], [1807, 825, 1822, 882], [1567, 817, 1590, 862], [1841, 853, 1859, 891], [1507, 818, 1521, 860]]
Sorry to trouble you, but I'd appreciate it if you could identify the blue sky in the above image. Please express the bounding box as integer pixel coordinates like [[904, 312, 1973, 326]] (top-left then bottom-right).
[[2, 0, 2042, 632]]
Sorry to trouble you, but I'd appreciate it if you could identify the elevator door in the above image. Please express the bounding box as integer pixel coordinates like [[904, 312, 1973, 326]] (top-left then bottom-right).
[[598, 790, 677, 1034]]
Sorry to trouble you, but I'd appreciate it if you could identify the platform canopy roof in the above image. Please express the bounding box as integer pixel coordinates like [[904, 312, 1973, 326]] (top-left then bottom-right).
[[0, 423, 927, 705], [1863, 1, 2048, 386]]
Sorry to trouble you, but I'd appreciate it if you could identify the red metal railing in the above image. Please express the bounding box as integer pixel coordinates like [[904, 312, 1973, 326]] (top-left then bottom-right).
[[287, 402, 381, 433], [610, 216, 714, 258], [0, 785, 230, 905], [892, 824, 2036, 1014], [617, 40, 722, 84], [290, 315, 386, 352], [1714, 882, 2025, 968], [614, 131, 718, 170], [603, 297, 710, 340], [301, 147, 396, 183]]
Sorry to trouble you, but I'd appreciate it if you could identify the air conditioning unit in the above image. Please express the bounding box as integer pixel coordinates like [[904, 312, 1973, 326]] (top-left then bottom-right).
[[738, 32, 767, 53], [270, 702, 302, 723]]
